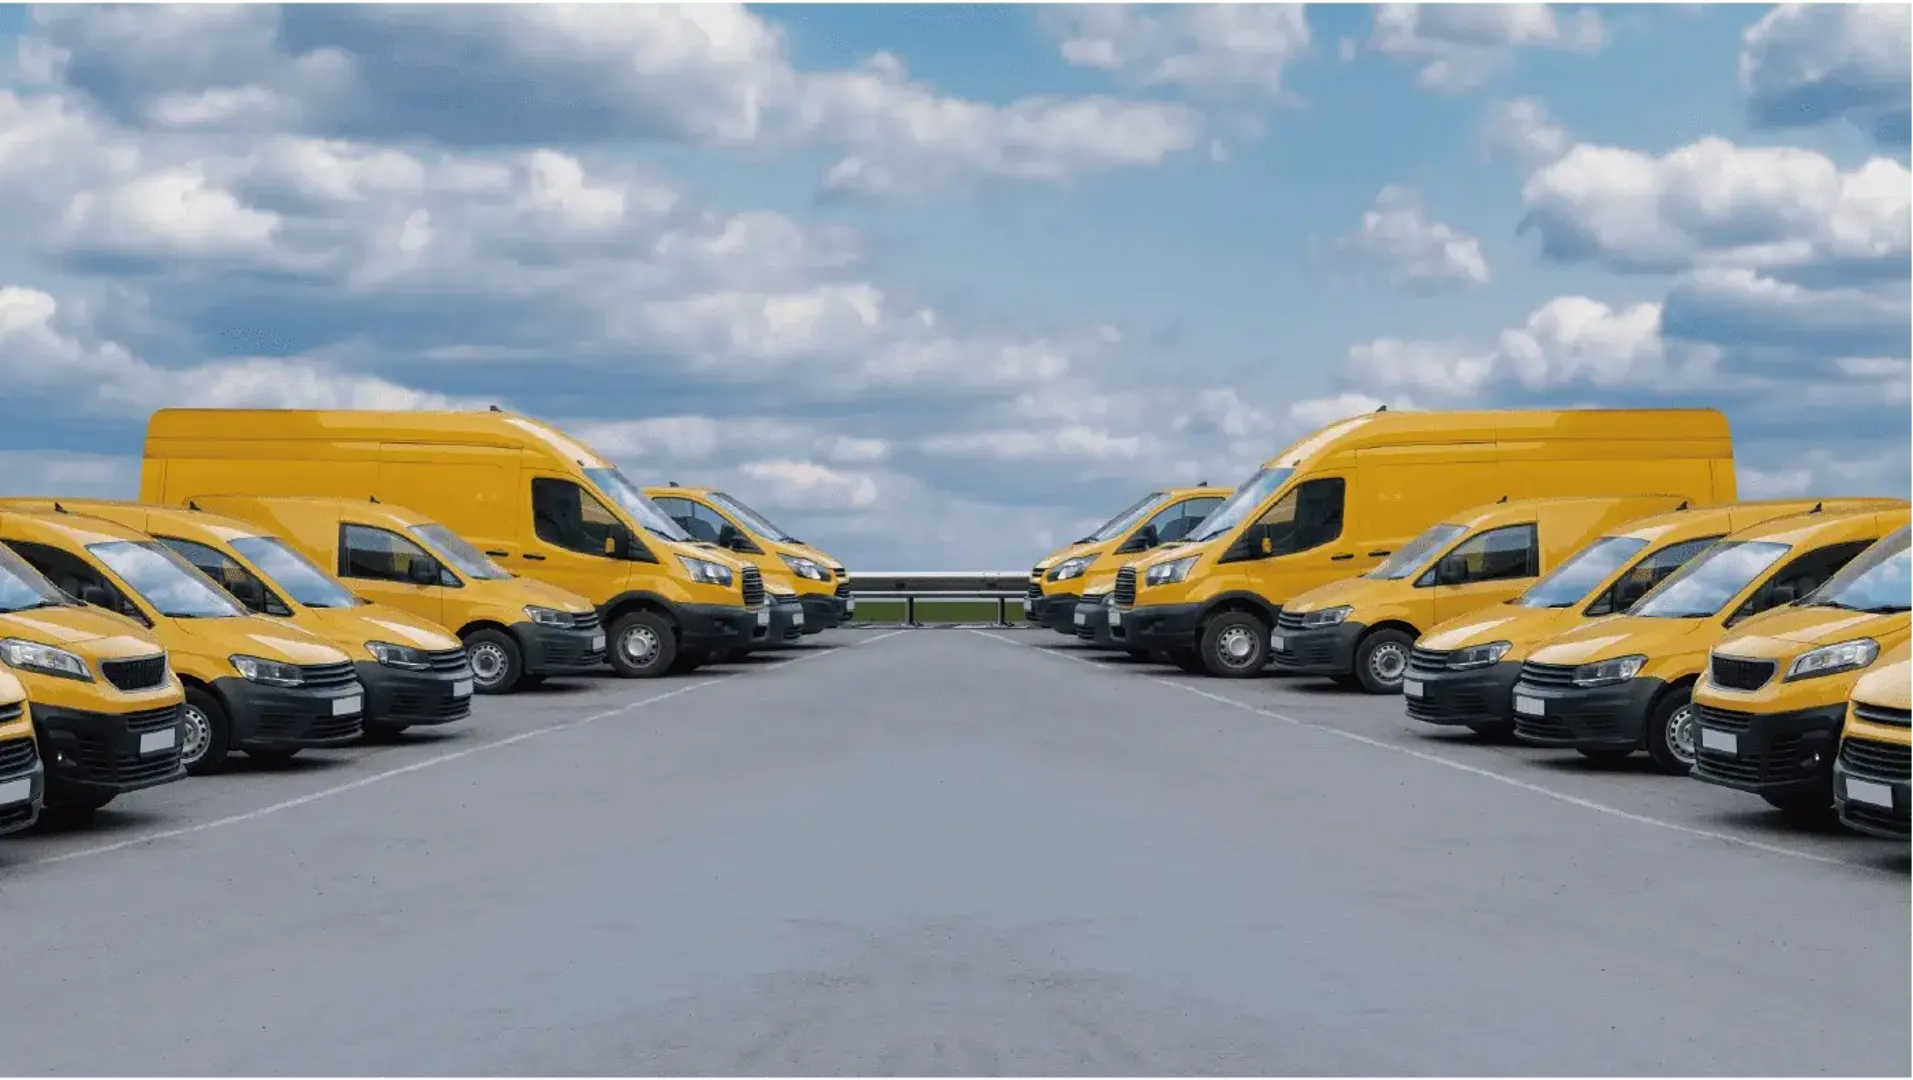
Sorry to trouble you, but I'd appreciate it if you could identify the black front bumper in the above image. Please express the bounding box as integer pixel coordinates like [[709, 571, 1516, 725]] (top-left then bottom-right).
[[675, 602, 772, 652], [1404, 660, 1522, 728], [1111, 602, 1202, 651], [0, 735, 45, 835], [31, 702, 187, 796], [1691, 703, 1845, 798], [754, 599, 808, 648], [1026, 592, 1082, 634], [1269, 620, 1365, 677], [213, 676, 367, 751], [1510, 676, 1664, 750], [1833, 736, 1912, 839], [515, 620, 608, 675], [797, 593, 847, 633], [354, 661, 474, 730], [1071, 600, 1120, 648]]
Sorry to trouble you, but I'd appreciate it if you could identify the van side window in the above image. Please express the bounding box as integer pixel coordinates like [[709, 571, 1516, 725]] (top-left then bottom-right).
[[651, 496, 730, 546], [1429, 523, 1538, 587], [1587, 536, 1721, 616], [531, 478, 623, 556], [156, 537, 291, 617], [1730, 539, 1876, 624], [1254, 478, 1346, 555], [1143, 496, 1225, 546], [340, 524, 445, 585], [2, 539, 149, 624]]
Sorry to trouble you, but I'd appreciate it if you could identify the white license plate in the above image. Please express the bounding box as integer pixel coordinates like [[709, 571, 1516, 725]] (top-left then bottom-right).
[[1403, 678, 1424, 698], [332, 694, 362, 717], [1847, 778, 1895, 809], [1074, 610, 1087, 626], [845, 598, 856, 613], [1270, 633, 1285, 651], [1109, 609, 1122, 627], [139, 727, 177, 755], [1514, 694, 1544, 717], [756, 608, 770, 627], [590, 633, 606, 651], [0, 777, 28, 807], [452, 678, 473, 699], [792, 611, 805, 626], [1699, 728, 1738, 755]]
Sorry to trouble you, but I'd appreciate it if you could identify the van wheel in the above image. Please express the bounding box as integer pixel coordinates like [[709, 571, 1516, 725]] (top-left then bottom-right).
[[608, 610, 677, 678], [182, 686, 232, 776], [1201, 611, 1271, 677], [1644, 687, 1697, 775], [463, 629, 524, 694], [1353, 629, 1414, 694]]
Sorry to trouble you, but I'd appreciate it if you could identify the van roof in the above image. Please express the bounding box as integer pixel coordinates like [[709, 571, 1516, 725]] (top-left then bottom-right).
[[0, 506, 152, 548], [1726, 504, 1912, 547], [194, 493, 440, 530], [1260, 407, 1733, 470], [1614, 498, 1907, 546], [145, 408, 617, 468], [1443, 493, 1685, 532]]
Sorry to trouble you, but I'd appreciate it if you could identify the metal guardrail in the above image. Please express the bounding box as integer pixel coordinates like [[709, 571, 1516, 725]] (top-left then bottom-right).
[[846, 571, 1033, 628]]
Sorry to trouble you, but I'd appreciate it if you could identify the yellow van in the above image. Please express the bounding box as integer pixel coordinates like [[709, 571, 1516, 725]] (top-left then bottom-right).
[[0, 671, 42, 835], [180, 496, 603, 694], [646, 484, 853, 634], [1405, 499, 1848, 737], [1690, 524, 1911, 822], [1512, 503, 1909, 774], [25, 500, 476, 738], [1071, 541, 1203, 653], [1833, 639, 1910, 839], [1112, 407, 1737, 677], [1029, 485, 1229, 635], [1273, 494, 1689, 692], [0, 507, 364, 776], [141, 408, 771, 678]]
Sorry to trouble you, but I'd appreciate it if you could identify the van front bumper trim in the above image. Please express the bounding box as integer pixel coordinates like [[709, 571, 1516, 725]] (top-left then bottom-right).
[[1691, 703, 1846, 797], [672, 603, 762, 652], [1114, 603, 1202, 650], [1025, 592, 1082, 634], [1071, 600, 1122, 649], [515, 620, 608, 674], [796, 594, 845, 633], [1833, 750, 1910, 839], [30, 703, 188, 795], [1403, 660, 1523, 728], [0, 737, 45, 836], [212, 677, 367, 750], [1509, 677, 1665, 750], [352, 661, 474, 729], [1268, 621, 1366, 676]]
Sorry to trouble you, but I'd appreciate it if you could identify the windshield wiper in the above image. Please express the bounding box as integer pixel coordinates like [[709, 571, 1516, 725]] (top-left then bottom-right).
[[1859, 604, 1911, 614]]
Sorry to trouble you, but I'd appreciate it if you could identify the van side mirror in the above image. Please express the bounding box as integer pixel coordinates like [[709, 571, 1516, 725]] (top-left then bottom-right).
[[1770, 582, 1798, 606], [80, 584, 113, 608], [1435, 556, 1468, 587], [607, 529, 633, 559], [1227, 524, 1275, 562], [406, 560, 440, 586], [1118, 524, 1159, 554]]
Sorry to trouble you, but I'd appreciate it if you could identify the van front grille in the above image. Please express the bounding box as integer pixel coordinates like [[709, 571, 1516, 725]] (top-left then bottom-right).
[[299, 662, 360, 690], [1516, 662, 1577, 690], [1841, 737, 1911, 781], [123, 705, 183, 734], [0, 736, 36, 775], [741, 567, 765, 608], [1113, 567, 1137, 607], [101, 654, 169, 692], [1709, 655, 1776, 692], [425, 648, 471, 674], [1855, 702, 1911, 728]]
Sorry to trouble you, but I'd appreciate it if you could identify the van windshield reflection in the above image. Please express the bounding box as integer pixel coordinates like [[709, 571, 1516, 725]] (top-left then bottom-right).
[[1189, 468, 1294, 544]]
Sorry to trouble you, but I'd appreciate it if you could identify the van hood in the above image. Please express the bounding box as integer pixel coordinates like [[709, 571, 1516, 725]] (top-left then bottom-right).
[[1284, 576, 1394, 616], [1132, 538, 1215, 572], [168, 615, 352, 665], [1528, 615, 1715, 667], [773, 538, 843, 572], [482, 577, 596, 615], [1035, 540, 1102, 572], [0, 605, 166, 661], [300, 606, 461, 653], [1420, 605, 1575, 654], [1711, 607, 1910, 663], [1851, 646, 1911, 711]]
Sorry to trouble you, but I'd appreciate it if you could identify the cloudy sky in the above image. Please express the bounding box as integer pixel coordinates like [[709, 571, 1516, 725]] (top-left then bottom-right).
[[0, 3, 1907, 570]]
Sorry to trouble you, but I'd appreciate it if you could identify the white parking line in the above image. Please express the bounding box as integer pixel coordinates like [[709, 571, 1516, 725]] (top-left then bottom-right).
[[966, 629, 1882, 872], [20, 629, 912, 870]]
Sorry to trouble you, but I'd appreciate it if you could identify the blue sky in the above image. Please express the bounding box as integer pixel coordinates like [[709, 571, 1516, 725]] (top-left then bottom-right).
[[0, 3, 1907, 569]]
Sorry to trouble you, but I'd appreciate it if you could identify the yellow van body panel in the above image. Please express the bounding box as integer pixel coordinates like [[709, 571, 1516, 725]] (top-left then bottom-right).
[[1026, 486, 1232, 633], [1835, 640, 1911, 837], [0, 603, 182, 714], [0, 671, 39, 833]]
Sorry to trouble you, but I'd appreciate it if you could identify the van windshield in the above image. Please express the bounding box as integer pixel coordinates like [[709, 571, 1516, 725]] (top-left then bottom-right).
[[709, 492, 795, 543], [1631, 540, 1791, 618], [1514, 536, 1650, 608], [1803, 526, 1910, 614], [88, 540, 246, 619], [1368, 524, 1468, 581], [408, 525, 513, 581], [1188, 468, 1295, 544], [585, 467, 693, 543], [0, 544, 70, 614], [1084, 493, 1170, 544], [229, 536, 361, 608]]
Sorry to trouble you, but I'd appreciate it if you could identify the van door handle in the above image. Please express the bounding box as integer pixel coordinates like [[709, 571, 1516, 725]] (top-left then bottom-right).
[[483, 550, 509, 557], [1331, 553, 1354, 561], [1369, 550, 1392, 557], [521, 554, 546, 562]]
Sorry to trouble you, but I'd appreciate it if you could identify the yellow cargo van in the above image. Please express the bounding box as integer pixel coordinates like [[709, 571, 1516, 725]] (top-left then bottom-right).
[[1406, 499, 1846, 737], [180, 496, 602, 694], [1834, 639, 1910, 839], [0, 507, 364, 776], [1273, 494, 1689, 692], [1071, 542, 1202, 654], [27, 500, 477, 738], [1029, 485, 1229, 635], [646, 483, 853, 634], [1691, 524, 1911, 822], [0, 671, 42, 835], [141, 408, 771, 678], [1112, 407, 1737, 677], [1512, 502, 1909, 774]]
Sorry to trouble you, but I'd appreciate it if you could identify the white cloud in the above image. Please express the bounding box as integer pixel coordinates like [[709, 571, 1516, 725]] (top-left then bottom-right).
[[1344, 185, 1490, 290], [1738, 447, 1913, 500], [1661, 268, 1911, 358], [0, 451, 137, 499], [919, 426, 1159, 463], [738, 459, 879, 511], [1483, 97, 1569, 171], [1369, 3, 1604, 92], [1741, 3, 1912, 145], [1047, 4, 1312, 94]]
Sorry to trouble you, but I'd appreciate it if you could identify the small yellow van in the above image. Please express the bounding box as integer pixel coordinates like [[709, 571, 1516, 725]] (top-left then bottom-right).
[[1112, 407, 1737, 677], [29, 500, 476, 738], [1273, 494, 1689, 692], [1512, 502, 1909, 774], [1691, 525, 1911, 822], [1029, 485, 1229, 635], [1405, 499, 1845, 737], [1833, 639, 1910, 839], [646, 484, 853, 634], [0, 671, 42, 835], [0, 507, 364, 776], [183, 496, 603, 694]]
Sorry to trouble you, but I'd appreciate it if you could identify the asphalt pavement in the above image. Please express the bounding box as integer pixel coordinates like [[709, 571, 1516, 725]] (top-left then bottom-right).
[[0, 627, 1906, 1076]]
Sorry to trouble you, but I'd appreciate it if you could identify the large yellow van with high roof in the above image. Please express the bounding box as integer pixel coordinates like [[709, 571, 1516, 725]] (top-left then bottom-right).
[[1028, 485, 1231, 636], [1834, 638, 1911, 839], [0, 506, 363, 777], [646, 483, 853, 635], [24, 500, 477, 738], [179, 496, 603, 694], [1111, 407, 1737, 677], [1273, 494, 1688, 693], [0, 670, 43, 834], [1512, 502, 1908, 775], [1691, 525, 1911, 823], [1405, 499, 1848, 738], [140, 408, 771, 678]]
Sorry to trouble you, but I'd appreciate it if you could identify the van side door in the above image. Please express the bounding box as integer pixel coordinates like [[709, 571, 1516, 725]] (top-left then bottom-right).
[[1239, 475, 1353, 604], [1425, 523, 1541, 623], [334, 522, 447, 626], [522, 473, 640, 605]]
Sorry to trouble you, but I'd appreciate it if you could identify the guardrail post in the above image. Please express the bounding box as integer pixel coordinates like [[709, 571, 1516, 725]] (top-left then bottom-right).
[[905, 594, 918, 628], [995, 595, 1007, 627]]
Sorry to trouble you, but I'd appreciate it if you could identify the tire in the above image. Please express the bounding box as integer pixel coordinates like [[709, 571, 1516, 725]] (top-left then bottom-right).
[[1352, 629, 1415, 694], [1199, 610, 1271, 678], [1576, 746, 1633, 764], [608, 610, 677, 678], [1644, 686, 1697, 775], [247, 747, 302, 766], [182, 685, 233, 776], [1168, 647, 1208, 674], [463, 628, 525, 695], [1762, 785, 1837, 827]]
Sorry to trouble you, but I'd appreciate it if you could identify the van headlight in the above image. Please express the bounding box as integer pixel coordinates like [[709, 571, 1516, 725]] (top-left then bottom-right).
[[1145, 555, 1199, 587], [1571, 654, 1646, 688], [230, 654, 304, 688], [1448, 641, 1511, 670], [523, 606, 571, 627], [0, 638, 93, 681], [1299, 606, 1352, 629], [677, 555, 734, 587], [781, 554, 832, 582], [366, 641, 430, 670], [1049, 555, 1098, 582], [1785, 638, 1879, 681]]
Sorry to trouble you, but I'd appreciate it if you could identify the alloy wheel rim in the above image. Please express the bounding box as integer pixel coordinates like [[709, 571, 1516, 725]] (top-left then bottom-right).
[[1370, 642, 1407, 683], [1668, 704, 1697, 765], [1216, 625, 1258, 667], [469, 643, 507, 687], [180, 704, 211, 765], [621, 626, 661, 667]]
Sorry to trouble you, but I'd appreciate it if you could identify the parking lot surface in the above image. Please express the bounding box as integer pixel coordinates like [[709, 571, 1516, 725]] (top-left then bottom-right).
[[0, 627, 1906, 1076]]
